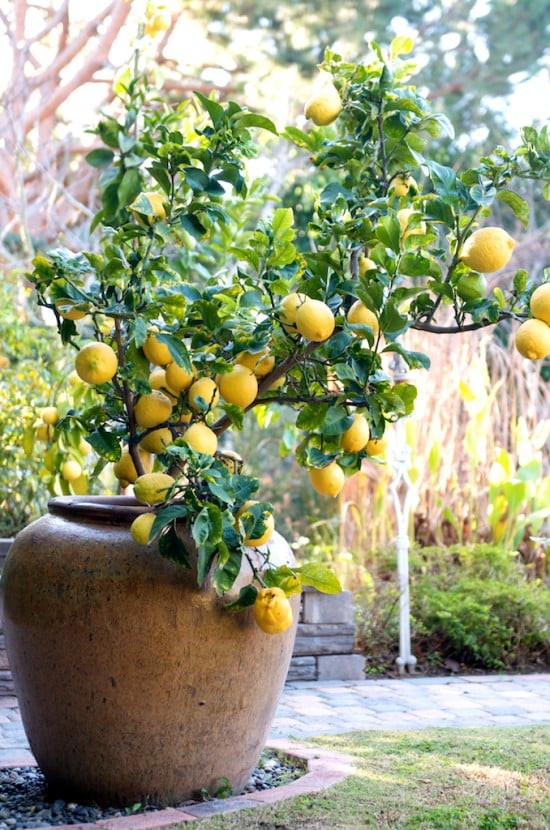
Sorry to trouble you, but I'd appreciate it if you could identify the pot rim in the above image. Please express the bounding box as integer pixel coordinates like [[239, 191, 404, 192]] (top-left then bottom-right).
[[48, 495, 147, 524]]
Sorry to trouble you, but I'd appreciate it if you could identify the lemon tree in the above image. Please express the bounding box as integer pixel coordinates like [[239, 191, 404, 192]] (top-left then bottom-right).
[[27, 38, 549, 624]]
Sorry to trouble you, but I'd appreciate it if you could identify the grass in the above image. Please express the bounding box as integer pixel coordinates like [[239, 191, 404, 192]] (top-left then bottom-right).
[[190, 726, 549, 829]]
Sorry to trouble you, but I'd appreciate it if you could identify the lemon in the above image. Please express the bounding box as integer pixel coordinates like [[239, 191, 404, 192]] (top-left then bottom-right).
[[139, 427, 173, 454], [182, 422, 218, 455], [341, 413, 370, 453], [143, 333, 172, 366], [61, 459, 82, 482], [40, 406, 59, 425], [188, 377, 220, 412], [308, 461, 345, 498], [366, 436, 388, 457], [130, 191, 167, 224], [75, 341, 118, 385], [218, 365, 258, 408], [165, 361, 194, 393], [36, 423, 54, 441], [130, 512, 156, 545], [459, 227, 516, 273], [280, 291, 307, 333], [295, 298, 335, 342], [133, 472, 175, 505], [456, 273, 487, 300], [515, 318, 550, 360], [236, 500, 275, 546], [388, 173, 416, 197], [113, 447, 154, 484], [346, 300, 379, 335], [253, 587, 293, 635], [304, 84, 342, 126], [236, 348, 275, 377], [530, 283, 550, 325], [398, 208, 426, 241], [55, 298, 88, 320], [134, 390, 173, 428], [358, 255, 376, 277], [79, 438, 92, 456]]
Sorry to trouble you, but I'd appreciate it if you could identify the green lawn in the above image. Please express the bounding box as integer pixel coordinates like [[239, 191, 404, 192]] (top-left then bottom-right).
[[192, 726, 549, 829]]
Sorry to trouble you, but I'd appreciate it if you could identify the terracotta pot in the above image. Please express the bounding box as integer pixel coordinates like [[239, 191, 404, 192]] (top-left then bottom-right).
[[0, 496, 298, 807]]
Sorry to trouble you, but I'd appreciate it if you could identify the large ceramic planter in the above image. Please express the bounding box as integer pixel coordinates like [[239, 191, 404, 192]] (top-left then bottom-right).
[[0, 496, 298, 807]]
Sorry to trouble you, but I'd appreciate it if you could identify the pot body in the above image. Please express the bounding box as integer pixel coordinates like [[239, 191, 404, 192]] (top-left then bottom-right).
[[0, 496, 298, 806]]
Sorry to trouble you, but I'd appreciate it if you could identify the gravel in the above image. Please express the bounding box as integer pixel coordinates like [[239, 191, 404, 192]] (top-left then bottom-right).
[[0, 752, 305, 829]]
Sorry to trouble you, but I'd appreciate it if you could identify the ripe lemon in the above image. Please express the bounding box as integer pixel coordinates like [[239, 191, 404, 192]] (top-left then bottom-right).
[[304, 84, 342, 126], [182, 422, 218, 455], [143, 333, 172, 366], [61, 459, 82, 482], [236, 348, 275, 377], [388, 173, 416, 197], [398, 208, 426, 241], [515, 318, 550, 360], [295, 298, 335, 342], [36, 423, 54, 441], [113, 447, 154, 484], [346, 300, 379, 335], [75, 341, 118, 385], [133, 472, 175, 505], [236, 500, 275, 546], [456, 273, 487, 300], [134, 390, 173, 428], [79, 438, 92, 455], [308, 461, 345, 498], [280, 292, 306, 332], [358, 254, 376, 277], [460, 227, 516, 273], [341, 413, 370, 453], [253, 587, 293, 635], [40, 406, 59, 425], [139, 427, 173, 454], [530, 283, 550, 325], [165, 361, 194, 393], [131, 191, 167, 224], [130, 512, 156, 545], [218, 365, 258, 408], [188, 377, 220, 412], [55, 298, 88, 320], [366, 436, 388, 457]]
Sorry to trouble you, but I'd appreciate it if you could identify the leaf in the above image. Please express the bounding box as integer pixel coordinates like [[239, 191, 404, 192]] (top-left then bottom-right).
[[296, 403, 329, 430], [86, 148, 115, 169], [180, 213, 207, 238], [496, 189, 530, 229], [231, 112, 278, 135], [225, 583, 258, 611], [296, 563, 342, 594], [184, 167, 210, 192], [282, 125, 317, 151], [194, 91, 225, 128], [210, 543, 243, 594], [158, 525, 191, 568], [118, 168, 142, 208], [155, 333, 192, 373], [320, 406, 354, 437], [87, 428, 121, 461]]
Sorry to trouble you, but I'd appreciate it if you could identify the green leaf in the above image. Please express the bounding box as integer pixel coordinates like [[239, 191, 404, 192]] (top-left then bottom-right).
[[194, 91, 225, 128], [87, 428, 121, 461], [320, 406, 354, 437], [296, 563, 342, 594], [158, 525, 191, 568], [231, 112, 278, 135], [180, 213, 207, 238], [86, 148, 115, 169], [184, 167, 210, 192], [118, 168, 142, 208], [496, 190, 530, 229], [296, 403, 329, 430], [225, 583, 258, 611]]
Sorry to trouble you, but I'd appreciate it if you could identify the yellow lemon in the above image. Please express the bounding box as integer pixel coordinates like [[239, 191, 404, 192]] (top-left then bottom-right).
[[165, 361, 194, 393], [358, 254, 377, 277], [308, 462, 345, 498], [130, 191, 167, 224], [188, 377, 220, 412], [79, 438, 93, 456], [398, 208, 426, 241], [530, 283, 550, 325], [55, 298, 88, 320], [134, 390, 173, 429], [218, 365, 258, 408], [40, 406, 59, 425], [295, 298, 335, 342], [130, 512, 156, 545], [61, 459, 82, 482], [341, 413, 370, 453], [143, 333, 172, 366], [253, 587, 293, 635], [460, 227, 516, 273], [304, 84, 342, 126], [133, 472, 175, 505], [236, 348, 275, 377], [181, 422, 218, 455], [388, 173, 416, 197], [75, 341, 118, 385], [366, 436, 388, 457], [113, 447, 154, 484], [515, 318, 550, 360], [36, 423, 54, 441], [236, 500, 275, 546], [139, 427, 173, 454], [280, 292, 306, 333], [346, 300, 379, 335]]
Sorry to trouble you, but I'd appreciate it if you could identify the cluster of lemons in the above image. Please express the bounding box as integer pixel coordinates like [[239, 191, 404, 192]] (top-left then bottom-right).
[[515, 284, 550, 361]]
